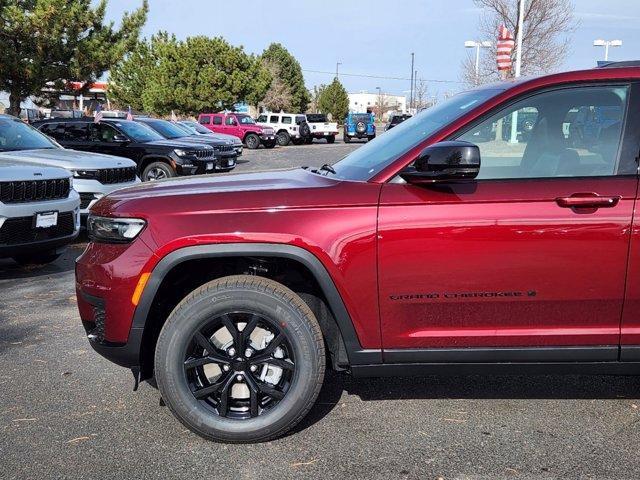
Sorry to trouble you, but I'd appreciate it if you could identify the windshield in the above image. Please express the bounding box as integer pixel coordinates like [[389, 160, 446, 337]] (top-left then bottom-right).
[[0, 118, 58, 151], [142, 119, 189, 139], [236, 115, 255, 125], [351, 114, 371, 123], [173, 122, 196, 135], [306, 114, 327, 123], [182, 121, 211, 134], [115, 121, 164, 142], [333, 88, 502, 181]]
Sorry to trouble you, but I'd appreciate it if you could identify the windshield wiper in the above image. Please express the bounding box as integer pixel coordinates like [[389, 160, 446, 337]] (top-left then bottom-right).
[[319, 164, 336, 175]]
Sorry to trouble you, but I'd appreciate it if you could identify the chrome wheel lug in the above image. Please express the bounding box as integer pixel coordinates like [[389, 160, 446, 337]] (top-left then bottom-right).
[[250, 365, 257, 372], [227, 347, 236, 357], [244, 348, 253, 358], [235, 374, 243, 382], [222, 364, 230, 371]]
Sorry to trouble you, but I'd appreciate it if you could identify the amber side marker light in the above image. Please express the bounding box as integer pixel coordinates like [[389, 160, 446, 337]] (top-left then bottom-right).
[[132, 272, 151, 306]]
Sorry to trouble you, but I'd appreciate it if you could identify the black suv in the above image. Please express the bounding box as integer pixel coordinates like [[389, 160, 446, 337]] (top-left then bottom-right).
[[384, 114, 412, 131], [134, 117, 238, 166], [33, 118, 229, 181]]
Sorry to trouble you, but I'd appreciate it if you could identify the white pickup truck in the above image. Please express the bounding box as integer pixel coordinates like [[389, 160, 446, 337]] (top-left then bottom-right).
[[300, 113, 339, 144]]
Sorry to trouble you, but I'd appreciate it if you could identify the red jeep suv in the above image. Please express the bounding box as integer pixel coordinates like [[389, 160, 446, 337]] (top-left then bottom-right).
[[76, 63, 640, 443], [198, 112, 277, 149]]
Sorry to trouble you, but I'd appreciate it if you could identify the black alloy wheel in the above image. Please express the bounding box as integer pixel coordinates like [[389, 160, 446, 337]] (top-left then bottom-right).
[[184, 311, 295, 419]]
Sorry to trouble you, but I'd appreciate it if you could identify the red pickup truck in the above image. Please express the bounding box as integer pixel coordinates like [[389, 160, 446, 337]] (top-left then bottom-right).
[[77, 62, 640, 443], [198, 112, 276, 149]]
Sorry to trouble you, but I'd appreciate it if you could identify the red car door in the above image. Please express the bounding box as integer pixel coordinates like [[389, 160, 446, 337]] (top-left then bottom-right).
[[378, 83, 638, 359]]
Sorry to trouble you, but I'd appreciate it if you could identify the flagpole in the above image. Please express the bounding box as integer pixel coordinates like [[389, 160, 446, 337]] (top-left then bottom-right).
[[510, 0, 526, 143]]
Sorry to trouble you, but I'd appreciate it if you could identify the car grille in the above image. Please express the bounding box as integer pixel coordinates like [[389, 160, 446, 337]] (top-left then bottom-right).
[[79, 193, 95, 209], [97, 167, 137, 185], [0, 178, 70, 204], [213, 145, 235, 153], [0, 212, 75, 245], [193, 149, 214, 159]]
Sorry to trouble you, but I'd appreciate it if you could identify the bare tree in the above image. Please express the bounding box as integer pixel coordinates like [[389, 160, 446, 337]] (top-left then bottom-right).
[[413, 79, 436, 111], [461, 0, 577, 86], [260, 60, 293, 112]]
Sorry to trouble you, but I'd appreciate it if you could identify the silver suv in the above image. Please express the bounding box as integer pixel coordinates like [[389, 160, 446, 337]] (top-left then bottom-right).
[[0, 159, 80, 265], [0, 114, 139, 218]]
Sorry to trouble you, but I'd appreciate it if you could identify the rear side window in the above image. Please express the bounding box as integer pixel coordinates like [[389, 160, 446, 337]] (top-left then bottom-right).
[[88, 123, 119, 143], [199, 116, 211, 125], [269, 116, 279, 123], [282, 116, 292, 124], [39, 123, 65, 141], [213, 116, 223, 125]]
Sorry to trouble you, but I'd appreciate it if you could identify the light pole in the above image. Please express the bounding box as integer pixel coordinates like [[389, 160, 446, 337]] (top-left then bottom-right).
[[336, 62, 342, 79], [376, 86, 382, 121], [464, 40, 492, 85], [593, 39, 622, 61]]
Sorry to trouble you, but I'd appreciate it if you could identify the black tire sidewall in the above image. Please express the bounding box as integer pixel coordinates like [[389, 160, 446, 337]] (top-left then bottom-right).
[[155, 278, 323, 442], [277, 131, 290, 146]]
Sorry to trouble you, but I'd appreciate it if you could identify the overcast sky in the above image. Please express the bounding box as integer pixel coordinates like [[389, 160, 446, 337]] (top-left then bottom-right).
[[103, 0, 640, 98]]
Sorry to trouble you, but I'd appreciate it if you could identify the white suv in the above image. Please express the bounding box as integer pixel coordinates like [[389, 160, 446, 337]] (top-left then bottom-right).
[[0, 114, 139, 219], [0, 159, 80, 265], [256, 112, 304, 146]]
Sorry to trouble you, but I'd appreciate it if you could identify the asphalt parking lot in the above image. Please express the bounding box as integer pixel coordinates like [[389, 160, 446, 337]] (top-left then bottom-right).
[[2, 139, 640, 480]]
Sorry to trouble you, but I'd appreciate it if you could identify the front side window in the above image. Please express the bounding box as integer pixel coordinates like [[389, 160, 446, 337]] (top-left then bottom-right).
[[213, 116, 223, 125], [456, 85, 628, 179], [0, 118, 57, 151], [89, 123, 119, 142], [237, 115, 255, 125], [257, 115, 267, 123]]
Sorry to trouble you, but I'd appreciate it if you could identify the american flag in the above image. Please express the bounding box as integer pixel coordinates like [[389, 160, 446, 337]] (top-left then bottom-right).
[[497, 24, 515, 73], [94, 104, 103, 123], [126, 106, 133, 121]]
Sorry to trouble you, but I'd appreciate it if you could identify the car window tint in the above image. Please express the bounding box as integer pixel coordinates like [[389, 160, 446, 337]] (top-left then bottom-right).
[[40, 123, 65, 141], [225, 116, 235, 125], [257, 115, 267, 123], [89, 123, 118, 142], [213, 116, 223, 125], [65, 123, 88, 141], [269, 116, 278, 123], [199, 116, 211, 125], [282, 116, 292, 124], [456, 85, 628, 179]]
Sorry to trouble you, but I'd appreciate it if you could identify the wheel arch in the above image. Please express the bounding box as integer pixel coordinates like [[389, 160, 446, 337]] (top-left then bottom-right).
[[139, 155, 174, 174], [134, 243, 380, 379]]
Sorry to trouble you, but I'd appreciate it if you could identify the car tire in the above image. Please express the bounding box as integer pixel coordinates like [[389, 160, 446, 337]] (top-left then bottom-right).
[[304, 136, 313, 144], [244, 134, 261, 150], [326, 135, 335, 144], [263, 140, 276, 149], [367, 134, 376, 141], [142, 161, 175, 182], [291, 138, 304, 146], [276, 131, 290, 147], [343, 131, 351, 143], [154, 275, 326, 443], [12, 250, 62, 266]]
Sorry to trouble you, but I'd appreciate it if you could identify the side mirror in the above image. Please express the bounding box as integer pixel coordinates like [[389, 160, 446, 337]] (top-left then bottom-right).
[[400, 141, 480, 184], [113, 134, 129, 143]]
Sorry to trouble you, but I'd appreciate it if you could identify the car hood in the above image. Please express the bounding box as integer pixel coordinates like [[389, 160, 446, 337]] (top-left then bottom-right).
[[0, 158, 71, 181], [166, 135, 233, 147], [197, 132, 242, 145], [0, 148, 136, 170], [142, 138, 214, 149], [94, 168, 344, 214]]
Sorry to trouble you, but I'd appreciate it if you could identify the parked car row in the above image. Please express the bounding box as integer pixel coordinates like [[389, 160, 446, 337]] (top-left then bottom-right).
[[0, 114, 141, 265]]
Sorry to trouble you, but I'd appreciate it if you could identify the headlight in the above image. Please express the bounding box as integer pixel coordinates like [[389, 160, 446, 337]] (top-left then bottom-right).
[[72, 169, 99, 179], [87, 215, 146, 243], [174, 149, 189, 157]]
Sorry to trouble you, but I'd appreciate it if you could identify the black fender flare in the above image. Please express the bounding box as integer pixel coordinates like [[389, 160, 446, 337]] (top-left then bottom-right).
[[132, 243, 381, 366]]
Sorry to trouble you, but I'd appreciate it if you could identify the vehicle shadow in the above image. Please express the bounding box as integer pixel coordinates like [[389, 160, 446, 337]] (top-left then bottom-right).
[[290, 370, 640, 436], [0, 239, 86, 281]]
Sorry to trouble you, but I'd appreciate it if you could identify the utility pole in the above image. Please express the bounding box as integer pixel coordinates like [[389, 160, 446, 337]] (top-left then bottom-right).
[[409, 53, 414, 113], [510, 0, 525, 143], [336, 62, 342, 79], [413, 70, 418, 112]]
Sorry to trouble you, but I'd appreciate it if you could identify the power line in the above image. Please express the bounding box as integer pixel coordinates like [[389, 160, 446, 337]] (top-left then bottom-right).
[[301, 68, 463, 84]]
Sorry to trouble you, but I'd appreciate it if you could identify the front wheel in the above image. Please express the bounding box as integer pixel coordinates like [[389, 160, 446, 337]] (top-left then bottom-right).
[[343, 131, 351, 143], [154, 275, 326, 443], [244, 133, 260, 150], [263, 140, 276, 149], [142, 161, 175, 181], [326, 135, 335, 144], [276, 131, 291, 146], [367, 134, 376, 141]]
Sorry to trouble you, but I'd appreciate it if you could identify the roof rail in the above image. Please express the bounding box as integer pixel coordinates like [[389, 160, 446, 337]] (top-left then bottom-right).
[[596, 60, 640, 68]]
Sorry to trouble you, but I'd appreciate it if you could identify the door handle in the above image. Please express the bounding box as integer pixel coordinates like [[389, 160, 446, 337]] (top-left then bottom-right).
[[555, 193, 620, 209]]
